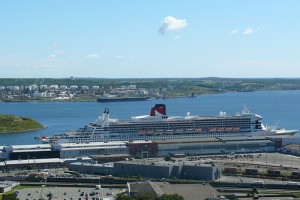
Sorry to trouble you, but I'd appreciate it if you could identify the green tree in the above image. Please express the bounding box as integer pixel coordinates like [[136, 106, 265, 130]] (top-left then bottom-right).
[[159, 194, 184, 200], [116, 193, 184, 200], [116, 193, 131, 200], [164, 156, 172, 161], [134, 192, 157, 200], [2, 194, 19, 200]]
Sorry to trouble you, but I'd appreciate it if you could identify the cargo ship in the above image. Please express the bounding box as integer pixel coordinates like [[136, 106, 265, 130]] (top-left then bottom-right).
[[97, 95, 150, 103]]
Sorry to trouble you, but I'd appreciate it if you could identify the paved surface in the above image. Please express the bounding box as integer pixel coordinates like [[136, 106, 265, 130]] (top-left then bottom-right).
[[15, 186, 123, 200], [156, 182, 219, 200]]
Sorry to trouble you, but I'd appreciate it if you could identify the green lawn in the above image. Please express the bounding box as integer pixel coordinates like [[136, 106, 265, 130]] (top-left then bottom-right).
[[0, 115, 45, 133]]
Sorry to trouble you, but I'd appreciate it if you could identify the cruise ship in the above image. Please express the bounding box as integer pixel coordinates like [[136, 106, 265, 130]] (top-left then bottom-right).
[[35, 104, 297, 144]]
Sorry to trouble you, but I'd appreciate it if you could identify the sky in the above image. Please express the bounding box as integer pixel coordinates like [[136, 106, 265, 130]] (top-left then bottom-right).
[[1, 0, 300, 78]]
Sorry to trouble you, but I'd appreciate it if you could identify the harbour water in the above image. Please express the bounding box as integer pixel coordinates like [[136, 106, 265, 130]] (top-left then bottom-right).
[[0, 90, 299, 145]]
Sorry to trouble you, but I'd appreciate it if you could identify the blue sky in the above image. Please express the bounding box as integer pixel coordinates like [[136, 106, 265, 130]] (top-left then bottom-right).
[[1, 1, 300, 78]]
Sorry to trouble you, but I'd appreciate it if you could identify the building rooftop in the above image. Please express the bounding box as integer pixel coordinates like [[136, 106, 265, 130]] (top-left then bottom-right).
[[59, 141, 127, 148], [90, 154, 129, 159], [5, 144, 52, 150], [128, 180, 164, 197], [283, 143, 300, 151], [153, 137, 221, 144]]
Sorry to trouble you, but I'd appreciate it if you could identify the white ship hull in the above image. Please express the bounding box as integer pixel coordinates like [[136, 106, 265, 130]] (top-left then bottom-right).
[[36, 104, 297, 144]]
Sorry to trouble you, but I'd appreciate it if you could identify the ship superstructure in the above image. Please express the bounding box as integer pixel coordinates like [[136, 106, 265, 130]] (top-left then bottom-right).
[[36, 104, 297, 144]]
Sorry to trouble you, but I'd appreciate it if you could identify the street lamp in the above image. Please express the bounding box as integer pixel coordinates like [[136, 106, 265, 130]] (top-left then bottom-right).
[[44, 177, 47, 186]]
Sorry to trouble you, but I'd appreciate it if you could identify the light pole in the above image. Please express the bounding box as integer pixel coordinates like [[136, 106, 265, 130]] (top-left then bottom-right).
[[44, 177, 47, 187]]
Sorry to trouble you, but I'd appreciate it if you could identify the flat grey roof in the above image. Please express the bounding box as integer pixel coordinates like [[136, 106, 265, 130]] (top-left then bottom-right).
[[6, 144, 52, 150], [59, 141, 127, 148], [153, 137, 221, 144]]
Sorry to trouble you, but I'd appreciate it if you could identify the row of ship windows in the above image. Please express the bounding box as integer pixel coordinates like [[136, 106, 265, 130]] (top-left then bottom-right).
[[89, 133, 249, 141], [110, 127, 251, 134], [105, 123, 251, 131], [109, 122, 252, 128]]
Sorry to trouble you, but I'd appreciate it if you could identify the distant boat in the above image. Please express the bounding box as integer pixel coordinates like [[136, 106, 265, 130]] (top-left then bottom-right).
[[237, 89, 255, 92], [97, 96, 150, 103]]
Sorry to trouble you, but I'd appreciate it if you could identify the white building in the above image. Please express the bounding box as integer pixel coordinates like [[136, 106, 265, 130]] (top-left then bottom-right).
[[32, 92, 47, 97], [128, 85, 136, 89], [60, 85, 68, 90], [138, 90, 148, 95], [70, 85, 78, 90], [29, 85, 38, 90], [81, 86, 89, 90], [40, 85, 48, 90], [92, 86, 100, 90], [12, 86, 19, 91], [49, 85, 59, 90]]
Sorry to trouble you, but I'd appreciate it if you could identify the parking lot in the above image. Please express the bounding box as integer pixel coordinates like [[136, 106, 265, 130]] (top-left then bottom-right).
[[186, 153, 300, 170], [15, 186, 123, 200]]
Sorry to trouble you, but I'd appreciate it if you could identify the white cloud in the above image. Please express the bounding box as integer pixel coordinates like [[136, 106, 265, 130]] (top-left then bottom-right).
[[159, 16, 187, 34], [115, 55, 124, 59], [87, 54, 100, 59], [48, 49, 64, 59], [229, 25, 267, 36], [54, 50, 64, 55], [229, 29, 239, 35], [48, 54, 56, 59], [243, 28, 254, 35]]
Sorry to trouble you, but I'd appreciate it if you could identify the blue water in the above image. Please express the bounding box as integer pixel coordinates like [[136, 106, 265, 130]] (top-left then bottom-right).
[[0, 90, 299, 145]]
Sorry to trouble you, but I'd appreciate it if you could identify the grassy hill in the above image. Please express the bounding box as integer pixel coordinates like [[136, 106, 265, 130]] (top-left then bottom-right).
[[0, 115, 45, 133]]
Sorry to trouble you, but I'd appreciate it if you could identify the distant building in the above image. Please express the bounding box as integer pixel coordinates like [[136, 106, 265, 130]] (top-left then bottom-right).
[[70, 85, 78, 90], [60, 85, 68, 90], [12, 86, 19, 91], [29, 85, 38, 90], [49, 85, 59, 90], [81, 86, 89, 90], [40, 85, 48, 90], [32, 92, 47, 98], [0, 181, 19, 193], [138, 90, 148, 95], [128, 85, 136, 89]]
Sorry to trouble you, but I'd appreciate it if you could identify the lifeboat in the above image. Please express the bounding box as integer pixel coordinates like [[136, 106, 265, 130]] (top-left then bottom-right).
[[174, 129, 184, 134], [217, 128, 225, 132], [155, 130, 164, 134], [232, 127, 240, 132], [138, 130, 145, 135], [194, 128, 202, 133], [185, 129, 194, 134], [165, 130, 174, 134], [209, 128, 217, 132], [146, 130, 155, 135]]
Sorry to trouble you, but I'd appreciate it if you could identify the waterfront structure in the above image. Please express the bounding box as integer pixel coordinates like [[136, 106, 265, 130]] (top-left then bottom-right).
[[36, 104, 297, 144], [0, 136, 281, 161]]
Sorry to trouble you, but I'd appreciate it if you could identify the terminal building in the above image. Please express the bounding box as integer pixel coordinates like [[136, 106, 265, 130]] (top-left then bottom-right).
[[68, 159, 221, 180], [0, 135, 298, 171]]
